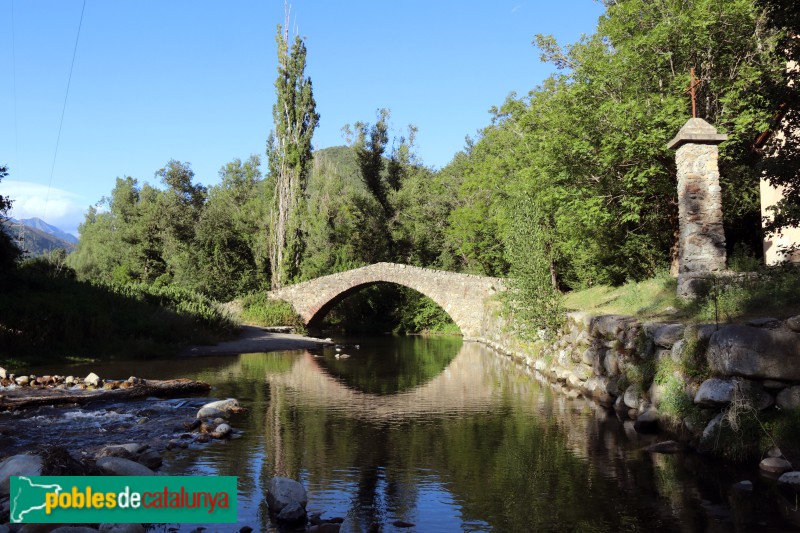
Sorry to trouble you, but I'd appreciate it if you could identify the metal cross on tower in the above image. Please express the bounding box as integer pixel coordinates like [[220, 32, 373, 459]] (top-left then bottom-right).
[[685, 67, 703, 118]]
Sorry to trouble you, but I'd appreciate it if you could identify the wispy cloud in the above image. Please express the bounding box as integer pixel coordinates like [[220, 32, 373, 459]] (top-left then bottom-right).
[[0, 180, 88, 237], [511, 4, 524, 13]]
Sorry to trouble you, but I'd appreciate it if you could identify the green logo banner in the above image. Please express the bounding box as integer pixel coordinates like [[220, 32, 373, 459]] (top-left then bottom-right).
[[10, 476, 237, 524]]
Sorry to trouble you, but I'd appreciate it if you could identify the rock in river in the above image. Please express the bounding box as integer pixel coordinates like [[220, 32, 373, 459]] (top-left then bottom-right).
[[197, 398, 241, 419], [211, 423, 232, 439], [266, 476, 308, 514], [778, 471, 800, 491], [99, 525, 146, 533], [760, 457, 793, 475], [96, 457, 155, 476], [633, 408, 659, 433], [136, 450, 163, 470], [0, 454, 43, 495], [777, 386, 800, 410], [645, 440, 684, 454], [277, 501, 307, 524]]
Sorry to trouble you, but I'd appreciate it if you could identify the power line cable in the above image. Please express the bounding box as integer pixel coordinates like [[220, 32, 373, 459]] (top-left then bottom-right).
[[44, 0, 87, 219], [11, 0, 20, 176]]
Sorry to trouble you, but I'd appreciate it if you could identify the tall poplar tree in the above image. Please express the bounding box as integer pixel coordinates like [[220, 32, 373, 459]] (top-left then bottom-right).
[[267, 24, 319, 289]]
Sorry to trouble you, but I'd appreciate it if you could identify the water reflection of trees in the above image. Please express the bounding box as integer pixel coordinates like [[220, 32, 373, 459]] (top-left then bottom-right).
[[314, 336, 462, 394], [253, 345, 665, 530], [159, 343, 789, 531]]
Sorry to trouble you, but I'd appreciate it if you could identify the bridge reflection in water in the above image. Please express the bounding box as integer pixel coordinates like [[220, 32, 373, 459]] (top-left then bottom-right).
[[265, 344, 500, 422]]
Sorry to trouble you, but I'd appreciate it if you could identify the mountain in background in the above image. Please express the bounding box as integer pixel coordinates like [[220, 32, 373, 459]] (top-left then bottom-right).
[[2, 217, 77, 256], [18, 217, 78, 244]]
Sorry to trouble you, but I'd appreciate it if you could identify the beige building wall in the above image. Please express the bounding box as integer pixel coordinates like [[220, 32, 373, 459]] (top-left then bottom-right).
[[760, 179, 800, 264], [760, 58, 799, 265]]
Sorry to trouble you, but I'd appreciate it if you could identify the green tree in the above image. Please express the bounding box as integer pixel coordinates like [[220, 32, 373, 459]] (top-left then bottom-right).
[[444, 136, 512, 277], [450, 0, 786, 292], [343, 109, 424, 265], [345, 109, 392, 217], [392, 162, 457, 267], [267, 25, 320, 289], [0, 165, 22, 275], [192, 155, 266, 300], [156, 160, 207, 287], [68, 177, 147, 283], [299, 147, 377, 280]]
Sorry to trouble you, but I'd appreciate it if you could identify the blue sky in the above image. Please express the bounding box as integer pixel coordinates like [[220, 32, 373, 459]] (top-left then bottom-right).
[[0, 0, 605, 236]]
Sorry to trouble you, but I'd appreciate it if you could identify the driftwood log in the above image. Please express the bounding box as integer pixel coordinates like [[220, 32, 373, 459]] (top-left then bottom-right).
[[0, 379, 211, 411]]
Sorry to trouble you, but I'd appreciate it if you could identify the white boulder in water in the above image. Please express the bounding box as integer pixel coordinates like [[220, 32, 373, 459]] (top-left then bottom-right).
[[84, 372, 102, 387], [197, 398, 241, 419]]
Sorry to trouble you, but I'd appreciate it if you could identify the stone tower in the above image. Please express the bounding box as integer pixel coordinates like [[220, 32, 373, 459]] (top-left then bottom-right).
[[667, 118, 728, 297]]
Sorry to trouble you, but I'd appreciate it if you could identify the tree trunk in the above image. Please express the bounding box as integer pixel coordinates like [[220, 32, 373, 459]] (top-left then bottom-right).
[[0, 379, 211, 411]]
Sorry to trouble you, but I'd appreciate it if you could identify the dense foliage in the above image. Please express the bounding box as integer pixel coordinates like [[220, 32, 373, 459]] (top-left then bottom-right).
[[442, 0, 792, 328], [0, 253, 235, 365], [68, 157, 268, 302]]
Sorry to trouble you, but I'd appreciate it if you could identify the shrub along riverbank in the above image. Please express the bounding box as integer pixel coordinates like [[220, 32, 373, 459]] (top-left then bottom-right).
[[0, 255, 237, 367]]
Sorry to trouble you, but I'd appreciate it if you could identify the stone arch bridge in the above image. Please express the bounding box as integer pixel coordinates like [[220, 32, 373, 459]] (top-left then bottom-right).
[[269, 262, 505, 339]]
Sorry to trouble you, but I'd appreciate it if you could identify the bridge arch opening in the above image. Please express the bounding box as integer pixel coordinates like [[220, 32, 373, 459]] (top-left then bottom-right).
[[306, 282, 460, 336]]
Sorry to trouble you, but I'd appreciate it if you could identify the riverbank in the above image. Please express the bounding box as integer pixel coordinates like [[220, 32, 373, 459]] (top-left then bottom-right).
[[179, 325, 330, 356], [476, 305, 800, 467]]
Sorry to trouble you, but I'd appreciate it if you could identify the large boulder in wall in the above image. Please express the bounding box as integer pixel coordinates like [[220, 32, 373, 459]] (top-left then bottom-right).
[[706, 325, 800, 380]]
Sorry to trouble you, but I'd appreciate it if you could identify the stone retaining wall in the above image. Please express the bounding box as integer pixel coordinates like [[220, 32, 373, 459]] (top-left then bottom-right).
[[476, 305, 800, 450]]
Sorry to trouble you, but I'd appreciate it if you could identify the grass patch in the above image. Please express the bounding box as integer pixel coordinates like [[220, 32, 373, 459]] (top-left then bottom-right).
[[562, 271, 680, 319], [765, 409, 800, 460], [692, 266, 800, 323], [711, 408, 765, 462], [562, 266, 800, 324], [623, 357, 656, 394], [654, 361, 696, 422], [239, 293, 306, 332]]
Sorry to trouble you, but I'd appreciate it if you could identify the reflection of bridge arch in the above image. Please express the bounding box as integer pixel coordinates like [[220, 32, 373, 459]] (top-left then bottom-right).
[[264, 343, 501, 421], [268, 263, 504, 339]]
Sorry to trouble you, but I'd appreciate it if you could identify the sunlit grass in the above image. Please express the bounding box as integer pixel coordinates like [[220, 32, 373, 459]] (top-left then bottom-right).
[[562, 266, 800, 324], [562, 271, 681, 320]]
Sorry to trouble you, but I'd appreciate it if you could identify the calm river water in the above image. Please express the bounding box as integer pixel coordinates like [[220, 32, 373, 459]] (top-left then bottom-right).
[[16, 337, 800, 532]]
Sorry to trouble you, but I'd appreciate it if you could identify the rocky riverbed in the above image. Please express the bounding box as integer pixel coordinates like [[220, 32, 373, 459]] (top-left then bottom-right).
[[0, 368, 359, 532], [0, 368, 248, 532]]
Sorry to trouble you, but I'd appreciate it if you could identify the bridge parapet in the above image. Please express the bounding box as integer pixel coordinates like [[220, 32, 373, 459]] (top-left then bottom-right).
[[269, 262, 505, 338]]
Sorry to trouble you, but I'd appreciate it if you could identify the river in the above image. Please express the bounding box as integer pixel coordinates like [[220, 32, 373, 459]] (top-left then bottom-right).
[[13, 337, 800, 532]]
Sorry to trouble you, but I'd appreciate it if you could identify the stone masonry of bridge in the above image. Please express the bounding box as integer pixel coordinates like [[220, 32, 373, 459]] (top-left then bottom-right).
[[269, 262, 505, 339]]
